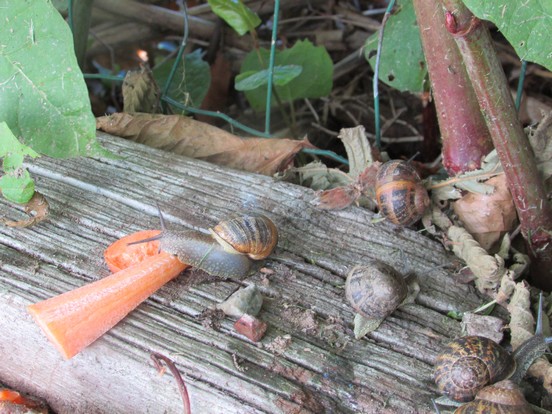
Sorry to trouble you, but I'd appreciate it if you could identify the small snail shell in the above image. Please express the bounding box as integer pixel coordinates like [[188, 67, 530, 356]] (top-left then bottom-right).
[[209, 214, 278, 260], [454, 380, 532, 414], [434, 336, 516, 403], [345, 260, 407, 319], [375, 160, 430, 226]]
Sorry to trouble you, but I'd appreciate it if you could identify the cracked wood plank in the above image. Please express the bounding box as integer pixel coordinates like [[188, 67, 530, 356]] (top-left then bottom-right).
[[0, 132, 488, 413]]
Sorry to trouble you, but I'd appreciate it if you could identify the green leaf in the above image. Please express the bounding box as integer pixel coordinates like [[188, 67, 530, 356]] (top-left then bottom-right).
[[0, 170, 35, 204], [0, 122, 38, 203], [240, 40, 333, 111], [234, 65, 303, 91], [153, 49, 211, 113], [364, 0, 427, 93], [0, 122, 39, 171], [207, 0, 261, 36], [0, 0, 106, 158], [462, 0, 552, 71]]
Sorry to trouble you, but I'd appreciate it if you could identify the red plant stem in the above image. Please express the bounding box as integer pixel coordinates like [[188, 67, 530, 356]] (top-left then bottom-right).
[[442, 0, 552, 287], [412, 0, 493, 175], [151, 352, 192, 414]]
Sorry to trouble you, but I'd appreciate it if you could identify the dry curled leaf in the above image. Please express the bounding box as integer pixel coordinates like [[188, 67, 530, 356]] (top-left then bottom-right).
[[3, 192, 49, 227], [315, 163, 380, 210], [527, 111, 552, 184], [447, 225, 505, 294], [97, 113, 314, 175], [453, 175, 518, 251], [507, 284, 552, 394], [122, 65, 160, 113]]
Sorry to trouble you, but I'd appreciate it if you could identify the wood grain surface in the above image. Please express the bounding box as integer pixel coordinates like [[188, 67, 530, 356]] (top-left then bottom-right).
[[0, 132, 487, 414]]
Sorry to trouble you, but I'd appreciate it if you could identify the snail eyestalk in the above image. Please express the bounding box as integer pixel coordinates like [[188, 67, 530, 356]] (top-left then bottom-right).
[[127, 203, 167, 247]]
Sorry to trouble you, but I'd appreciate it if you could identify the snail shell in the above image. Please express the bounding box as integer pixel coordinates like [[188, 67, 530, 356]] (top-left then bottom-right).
[[345, 260, 407, 319], [454, 380, 532, 414], [375, 160, 430, 226], [209, 214, 278, 260], [434, 336, 516, 403]]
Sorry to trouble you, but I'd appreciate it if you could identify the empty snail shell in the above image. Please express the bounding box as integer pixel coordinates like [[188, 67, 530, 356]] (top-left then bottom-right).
[[454, 380, 532, 414], [345, 260, 407, 320], [209, 214, 278, 260], [434, 336, 516, 403], [375, 160, 430, 226]]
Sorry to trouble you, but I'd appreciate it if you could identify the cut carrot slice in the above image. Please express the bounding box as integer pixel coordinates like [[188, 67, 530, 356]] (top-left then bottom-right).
[[0, 389, 27, 405], [104, 229, 161, 273], [28, 251, 188, 359]]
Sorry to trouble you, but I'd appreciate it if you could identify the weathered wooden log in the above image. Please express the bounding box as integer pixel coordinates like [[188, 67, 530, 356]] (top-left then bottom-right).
[[0, 133, 486, 413]]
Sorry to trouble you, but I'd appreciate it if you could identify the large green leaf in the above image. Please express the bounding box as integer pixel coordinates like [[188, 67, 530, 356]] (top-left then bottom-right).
[[463, 0, 552, 71], [364, 0, 427, 93], [207, 0, 261, 36], [240, 40, 333, 111], [0, 121, 38, 203], [153, 49, 211, 113], [0, 0, 105, 158]]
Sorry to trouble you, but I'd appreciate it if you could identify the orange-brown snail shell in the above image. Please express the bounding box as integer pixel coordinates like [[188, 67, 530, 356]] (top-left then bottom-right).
[[375, 160, 430, 226], [434, 336, 516, 403], [209, 214, 278, 260]]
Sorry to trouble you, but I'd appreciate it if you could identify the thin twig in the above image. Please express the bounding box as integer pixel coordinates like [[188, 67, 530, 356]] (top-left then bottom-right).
[[151, 352, 192, 414]]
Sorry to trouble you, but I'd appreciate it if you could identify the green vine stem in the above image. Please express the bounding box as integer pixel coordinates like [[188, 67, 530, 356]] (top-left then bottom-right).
[[442, 0, 552, 288], [412, 0, 493, 175]]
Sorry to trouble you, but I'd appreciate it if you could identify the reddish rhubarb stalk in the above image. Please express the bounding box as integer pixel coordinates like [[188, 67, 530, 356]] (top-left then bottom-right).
[[412, 0, 493, 175], [442, 0, 552, 288]]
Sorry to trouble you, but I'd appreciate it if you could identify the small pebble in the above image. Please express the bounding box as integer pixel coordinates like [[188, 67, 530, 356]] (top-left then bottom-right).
[[234, 314, 267, 342]]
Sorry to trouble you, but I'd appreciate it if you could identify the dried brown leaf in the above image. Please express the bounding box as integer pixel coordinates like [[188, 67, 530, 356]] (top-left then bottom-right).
[[3, 192, 49, 228], [122, 65, 160, 113], [527, 111, 552, 183], [447, 225, 505, 294], [507, 283, 552, 394], [97, 113, 313, 175], [337, 126, 374, 178], [316, 186, 360, 210], [453, 175, 517, 251]]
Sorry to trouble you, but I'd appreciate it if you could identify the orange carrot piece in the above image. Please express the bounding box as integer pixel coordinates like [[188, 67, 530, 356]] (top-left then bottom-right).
[[0, 389, 27, 404], [28, 252, 188, 359], [104, 229, 161, 273]]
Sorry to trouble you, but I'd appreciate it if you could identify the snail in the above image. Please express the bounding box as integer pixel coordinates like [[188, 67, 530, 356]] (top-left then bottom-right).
[[375, 160, 430, 226], [209, 214, 278, 260], [131, 207, 278, 279], [345, 260, 419, 338], [434, 294, 552, 404], [453, 380, 532, 414]]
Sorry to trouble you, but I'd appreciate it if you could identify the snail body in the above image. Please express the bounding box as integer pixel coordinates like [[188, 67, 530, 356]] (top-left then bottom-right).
[[133, 209, 278, 278], [375, 160, 430, 226], [434, 336, 516, 403], [160, 230, 254, 278], [454, 380, 532, 414], [209, 214, 278, 260]]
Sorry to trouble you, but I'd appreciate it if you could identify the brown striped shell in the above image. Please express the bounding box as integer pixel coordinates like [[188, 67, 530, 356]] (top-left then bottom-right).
[[454, 380, 532, 414], [434, 336, 516, 403], [345, 260, 407, 319], [375, 160, 430, 226], [209, 214, 278, 260]]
